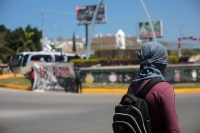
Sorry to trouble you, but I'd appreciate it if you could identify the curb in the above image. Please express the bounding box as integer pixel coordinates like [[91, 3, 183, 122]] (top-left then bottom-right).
[[1, 84, 200, 94], [0, 84, 31, 91], [1, 74, 200, 94], [0, 74, 25, 79], [82, 88, 200, 94]]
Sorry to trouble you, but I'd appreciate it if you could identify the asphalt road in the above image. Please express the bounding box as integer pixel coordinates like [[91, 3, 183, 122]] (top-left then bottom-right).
[[0, 88, 200, 133]]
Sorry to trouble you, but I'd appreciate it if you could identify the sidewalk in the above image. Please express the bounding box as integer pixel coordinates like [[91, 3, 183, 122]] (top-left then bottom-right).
[[1, 74, 200, 94]]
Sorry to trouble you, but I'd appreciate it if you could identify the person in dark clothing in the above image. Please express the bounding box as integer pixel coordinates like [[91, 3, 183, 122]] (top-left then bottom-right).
[[28, 67, 35, 90], [74, 67, 82, 93]]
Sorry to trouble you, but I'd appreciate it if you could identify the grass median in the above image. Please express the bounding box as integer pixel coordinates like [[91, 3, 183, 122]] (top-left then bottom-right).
[[0, 77, 200, 89]]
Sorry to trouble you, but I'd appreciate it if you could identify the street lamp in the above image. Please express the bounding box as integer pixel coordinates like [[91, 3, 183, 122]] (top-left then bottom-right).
[[54, 25, 61, 38]]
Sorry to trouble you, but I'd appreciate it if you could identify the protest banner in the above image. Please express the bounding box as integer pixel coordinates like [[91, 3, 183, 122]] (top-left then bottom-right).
[[32, 63, 76, 92]]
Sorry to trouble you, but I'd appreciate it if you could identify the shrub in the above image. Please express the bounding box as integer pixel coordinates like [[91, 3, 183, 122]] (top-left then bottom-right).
[[168, 55, 179, 63], [69, 59, 86, 64]]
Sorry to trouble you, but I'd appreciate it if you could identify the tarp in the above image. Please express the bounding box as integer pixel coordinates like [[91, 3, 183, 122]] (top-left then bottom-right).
[[32, 63, 76, 92]]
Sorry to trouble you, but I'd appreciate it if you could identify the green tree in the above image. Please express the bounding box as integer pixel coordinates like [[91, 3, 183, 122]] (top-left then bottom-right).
[[4, 25, 42, 53], [72, 31, 76, 52], [16, 31, 37, 52], [0, 31, 15, 63], [25, 25, 42, 51], [5, 27, 25, 51], [50, 44, 56, 51], [0, 25, 8, 33]]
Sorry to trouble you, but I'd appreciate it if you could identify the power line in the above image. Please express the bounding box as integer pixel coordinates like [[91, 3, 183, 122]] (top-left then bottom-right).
[[0, 10, 39, 14], [43, 9, 75, 15], [45, 17, 76, 23]]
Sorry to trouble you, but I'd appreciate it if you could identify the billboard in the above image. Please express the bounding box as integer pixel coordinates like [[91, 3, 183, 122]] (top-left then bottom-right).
[[76, 4, 106, 25], [138, 20, 163, 39]]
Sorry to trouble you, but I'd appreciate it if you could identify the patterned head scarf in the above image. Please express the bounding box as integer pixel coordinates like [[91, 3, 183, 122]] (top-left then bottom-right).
[[132, 41, 168, 85]]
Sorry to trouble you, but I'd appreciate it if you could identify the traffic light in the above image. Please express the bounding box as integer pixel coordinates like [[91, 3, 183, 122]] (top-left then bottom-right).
[[193, 38, 200, 41], [182, 36, 193, 40], [178, 38, 181, 45], [181, 36, 200, 41]]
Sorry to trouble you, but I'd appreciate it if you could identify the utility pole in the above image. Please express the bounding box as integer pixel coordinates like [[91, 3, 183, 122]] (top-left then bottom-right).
[[41, 10, 44, 40]]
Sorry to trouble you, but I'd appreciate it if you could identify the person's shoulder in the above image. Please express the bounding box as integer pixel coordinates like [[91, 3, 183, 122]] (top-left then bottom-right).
[[153, 81, 174, 94]]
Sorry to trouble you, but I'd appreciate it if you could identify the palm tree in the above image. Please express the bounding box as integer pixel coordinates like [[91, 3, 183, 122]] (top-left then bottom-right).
[[16, 31, 37, 52], [0, 32, 15, 63], [25, 25, 42, 51]]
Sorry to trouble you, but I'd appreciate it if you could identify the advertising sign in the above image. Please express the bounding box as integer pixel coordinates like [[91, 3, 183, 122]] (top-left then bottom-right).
[[32, 63, 76, 92], [76, 4, 106, 25], [138, 20, 163, 39]]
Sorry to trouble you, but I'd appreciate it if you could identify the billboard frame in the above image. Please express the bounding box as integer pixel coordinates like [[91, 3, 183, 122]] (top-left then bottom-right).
[[76, 4, 107, 25], [138, 20, 163, 39]]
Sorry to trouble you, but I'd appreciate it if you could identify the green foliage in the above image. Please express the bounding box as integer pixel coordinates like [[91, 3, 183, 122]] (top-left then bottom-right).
[[69, 58, 86, 64], [50, 44, 56, 51], [16, 31, 37, 52], [72, 31, 76, 52], [0, 28, 15, 63], [4, 25, 42, 53], [89, 55, 97, 59], [70, 58, 100, 64], [168, 55, 179, 63], [182, 49, 200, 57], [25, 25, 42, 51], [84, 59, 100, 64], [69, 56, 140, 66], [95, 49, 139, 59], [0, 24, 42, 63]]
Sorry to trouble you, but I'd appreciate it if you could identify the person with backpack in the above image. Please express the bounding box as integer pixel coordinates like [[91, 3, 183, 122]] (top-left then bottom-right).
[[112, 42, 180, 133]]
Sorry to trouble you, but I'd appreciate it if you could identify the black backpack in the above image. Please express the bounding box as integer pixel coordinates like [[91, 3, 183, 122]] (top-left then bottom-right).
[[112, 78, 163, 133]]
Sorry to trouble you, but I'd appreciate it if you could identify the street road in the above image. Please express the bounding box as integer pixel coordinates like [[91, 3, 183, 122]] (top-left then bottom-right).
[[0, 88, 200, 133]]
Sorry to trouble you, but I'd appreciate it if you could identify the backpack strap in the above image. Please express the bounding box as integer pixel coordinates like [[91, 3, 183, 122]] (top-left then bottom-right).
[[136, 78, 164, 98]]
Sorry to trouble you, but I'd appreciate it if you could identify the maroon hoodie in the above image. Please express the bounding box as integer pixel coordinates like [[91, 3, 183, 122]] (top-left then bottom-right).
[[132, 79, 181, 133]]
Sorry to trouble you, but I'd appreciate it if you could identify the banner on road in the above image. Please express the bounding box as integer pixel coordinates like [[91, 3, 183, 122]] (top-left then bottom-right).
[[32, 63, 76, 92]]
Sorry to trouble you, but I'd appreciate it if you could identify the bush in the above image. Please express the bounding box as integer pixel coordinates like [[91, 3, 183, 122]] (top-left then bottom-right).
[[85, 59, 100, 64], [95, 49, 139, 59], [168, 56, 179, 63], [69, 59, 86, 64], [69, 56, 140, 66]]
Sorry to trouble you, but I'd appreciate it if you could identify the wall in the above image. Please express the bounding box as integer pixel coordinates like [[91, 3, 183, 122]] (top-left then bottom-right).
[[81, 64, 200, 83]]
